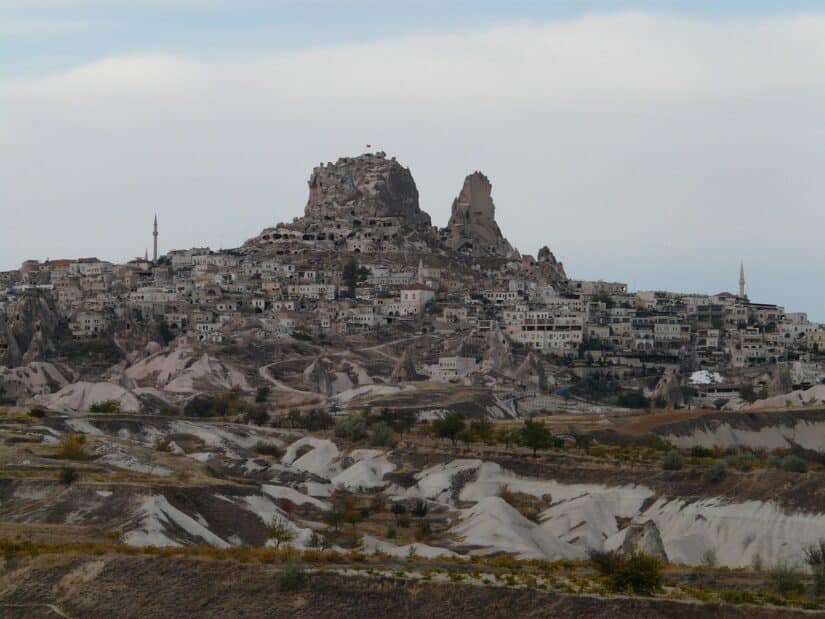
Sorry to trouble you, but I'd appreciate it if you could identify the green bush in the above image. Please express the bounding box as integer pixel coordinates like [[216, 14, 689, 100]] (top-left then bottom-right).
[[369, 421, 393, 447], [617, 391, 650, 409], [662, 450, 684, 471], [59, 466, 78, 485], [588, 549, 621, 575], [769, 562, 805, 598], [704, 461, 728, 483], [254, 441, 284, 457], [411, 500, 428, 518], [782, 456, 807, 474], [183, 392, 246, 417], [255, 386, 270, 403], [89, 400, 120, 414], [28, 407, 47, 418], [334, 415, 367, 441], [277, 561, 307, 591], [608, 553, 663, 595], [691, 446, 713, 458]]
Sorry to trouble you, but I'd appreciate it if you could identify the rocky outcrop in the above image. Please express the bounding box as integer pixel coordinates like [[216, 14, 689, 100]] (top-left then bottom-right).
[[303, 357, 337, 396], [0, 293, 60, 367], [480, 326, 516, 375], [651, 367, 684, 409], [766, 364, 793, 398], [620, 520, 668, 562], [0, 361, 68, 404], [515, 352, 547, 392], [444, 172, 516, 257], [389, 349, 421, 384], [303, 153, 430, 227]]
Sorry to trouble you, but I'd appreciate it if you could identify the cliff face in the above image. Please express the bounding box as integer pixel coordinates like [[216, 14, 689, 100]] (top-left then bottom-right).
[[303, 153, 431, 228], [0, 293, 60, 367], [444, 172, 516, 258]]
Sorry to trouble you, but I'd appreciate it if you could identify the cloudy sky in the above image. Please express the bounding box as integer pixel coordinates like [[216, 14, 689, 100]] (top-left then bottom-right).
[[3, 1, 825, 317]]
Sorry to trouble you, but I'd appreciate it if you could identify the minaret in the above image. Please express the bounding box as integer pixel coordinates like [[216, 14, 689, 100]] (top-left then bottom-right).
[[739, 262, 746, 298], [153, 214, 158, 263], [417, 258, 424, 284]]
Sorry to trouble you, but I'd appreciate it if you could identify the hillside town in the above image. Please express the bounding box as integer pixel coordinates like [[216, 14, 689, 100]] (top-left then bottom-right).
[[1, 152, 822, 414]]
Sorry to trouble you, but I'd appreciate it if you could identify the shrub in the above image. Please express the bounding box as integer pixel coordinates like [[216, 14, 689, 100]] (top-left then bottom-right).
[[267, 517, 295, 549], [28, 407, 47, 418], [255, 386, 270, 403], [804, 539, 825, 596], [254, 441, 284, 458], [89, 400, 120, 414], [244, 405, 269, 426], [278, 561, 307, 591], [617, 391, 650, 409], [662, 450, 684, 471], [391, 503, 407, 516], [58, 434, 90, 461], [782, 456, 807, 474], [369, 422, 393, 447], [183, 392, 245, 418], [334, 415, 367, 441], [608, 553, 663, 595], [411, 500, 428, 518], [588, 549, 621, 576], [415, 521, 432, 540], [769, 562, 805, 598], [59, 466, 78, 485], [704, 461, 728, 483], [691, 446, 713, 458]]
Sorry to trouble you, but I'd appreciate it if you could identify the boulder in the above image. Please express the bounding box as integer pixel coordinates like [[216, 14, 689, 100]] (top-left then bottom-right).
[[621, 520, 668, 562]]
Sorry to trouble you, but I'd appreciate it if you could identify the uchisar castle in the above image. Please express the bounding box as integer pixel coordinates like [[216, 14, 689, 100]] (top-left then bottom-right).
[[0, 151, 820, 413]]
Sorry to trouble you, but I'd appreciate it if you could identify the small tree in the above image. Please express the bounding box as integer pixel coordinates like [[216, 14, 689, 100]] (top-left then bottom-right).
[[520, 419, 552, 457], [804, 539, 825, 596], [268, 517, 295, 549], [255, 386, 271, 403], [432, 412, 465, 448], [662, 450, 684, 471], [469, 419, 494, 443]]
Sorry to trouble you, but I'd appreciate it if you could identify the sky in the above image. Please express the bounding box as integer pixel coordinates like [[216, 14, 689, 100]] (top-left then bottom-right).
[[2, 1, 825, 317]]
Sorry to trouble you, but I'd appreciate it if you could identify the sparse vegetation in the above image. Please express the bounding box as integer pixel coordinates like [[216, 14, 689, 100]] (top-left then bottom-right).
[[89, 400, 120, 414], [334, 414, 367, 441], [661, 450, 683, 471], [59, 466, 79, 485], [277, 561, 307, 591], [58, 433, 90, 461], [431, 412, 465, 448]]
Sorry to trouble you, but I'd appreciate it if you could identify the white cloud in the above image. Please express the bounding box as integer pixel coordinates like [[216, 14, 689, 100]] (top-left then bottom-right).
[[3, 12, 825, 315]]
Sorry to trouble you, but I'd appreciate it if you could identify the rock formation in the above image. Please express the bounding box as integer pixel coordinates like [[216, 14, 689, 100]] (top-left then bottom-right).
[[303, 357, 337, 396], [515, 351, 548, 392], [389, 349, 421, 384], [766, 364, 793, 398], [480, 326, 516, 375], [620, 520, 669, 562], [444, 172, 516, 257], [651, 368, 684, 408], [0, 293, 60, 367], [303, 153, 431, 227]]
